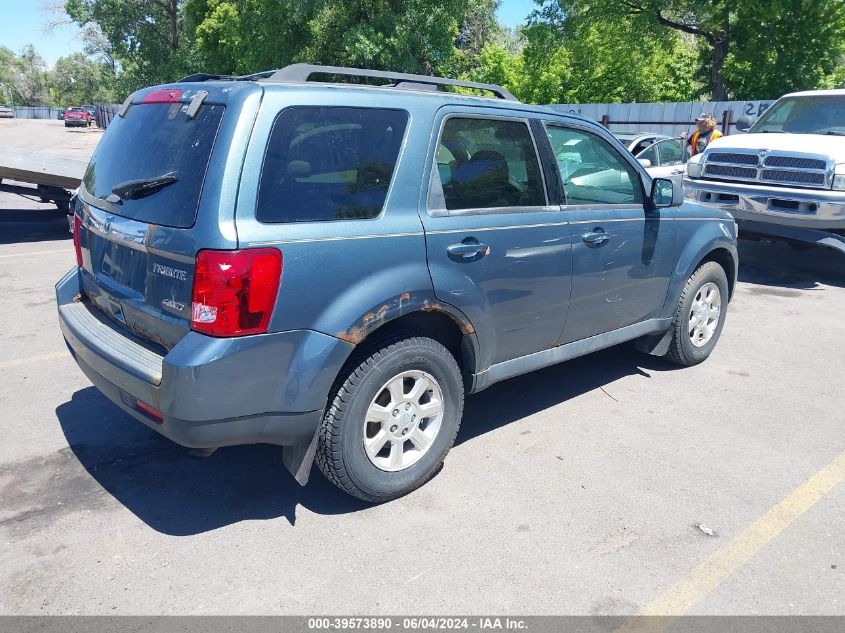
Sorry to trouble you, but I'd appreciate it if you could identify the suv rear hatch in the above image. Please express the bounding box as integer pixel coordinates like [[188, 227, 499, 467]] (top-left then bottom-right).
[[74, 84, 255, 351]]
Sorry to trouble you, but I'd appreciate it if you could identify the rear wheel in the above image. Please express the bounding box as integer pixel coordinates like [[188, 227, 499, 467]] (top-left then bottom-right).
[[664, 261, 729, 366], [316, 337, 464, 502]]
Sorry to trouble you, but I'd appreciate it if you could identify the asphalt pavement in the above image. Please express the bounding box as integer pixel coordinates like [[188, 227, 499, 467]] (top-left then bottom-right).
[[0, 120, 842, 616]]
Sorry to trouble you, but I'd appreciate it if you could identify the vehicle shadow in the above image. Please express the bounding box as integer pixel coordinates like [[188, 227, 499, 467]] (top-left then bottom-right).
[[737, 237, 845, 290], [457, 345, 675, 445], [0, 205, 71, 244], [55, 345, 675, 535], [55, 388, 369, 534]]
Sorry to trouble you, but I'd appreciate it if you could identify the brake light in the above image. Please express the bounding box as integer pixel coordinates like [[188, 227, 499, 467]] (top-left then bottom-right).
[[72, 214, 83, 267], [191, 249, 282, 337], [141, 88, 182, 104]]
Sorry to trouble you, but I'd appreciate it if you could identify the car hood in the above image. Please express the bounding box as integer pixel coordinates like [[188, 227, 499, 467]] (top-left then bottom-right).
[[708, 133, 845, 162]]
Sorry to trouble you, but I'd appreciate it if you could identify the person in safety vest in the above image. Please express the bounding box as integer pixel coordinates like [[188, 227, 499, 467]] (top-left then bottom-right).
[[683, 113, 723, 157]]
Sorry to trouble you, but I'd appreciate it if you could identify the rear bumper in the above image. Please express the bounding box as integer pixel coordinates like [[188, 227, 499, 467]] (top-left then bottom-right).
[[56, 268, 353, 448], [684, 177, 845, 230]]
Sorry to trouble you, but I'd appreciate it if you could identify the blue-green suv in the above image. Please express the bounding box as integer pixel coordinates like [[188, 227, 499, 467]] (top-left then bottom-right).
[[57, 65, 738, 501]]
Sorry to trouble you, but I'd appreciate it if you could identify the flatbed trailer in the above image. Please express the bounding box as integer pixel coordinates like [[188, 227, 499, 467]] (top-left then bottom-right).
[[0, 146, 87, 213]]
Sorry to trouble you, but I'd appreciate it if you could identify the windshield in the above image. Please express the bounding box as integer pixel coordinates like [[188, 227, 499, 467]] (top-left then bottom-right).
[[750, 96, 845, 135], [82, 102, 224, 227]]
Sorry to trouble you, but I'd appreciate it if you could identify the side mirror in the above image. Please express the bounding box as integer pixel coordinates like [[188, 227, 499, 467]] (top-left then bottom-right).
[[735, 115, 754, 133], [651, 178, 683, 208], [637, 158, 652, 168]]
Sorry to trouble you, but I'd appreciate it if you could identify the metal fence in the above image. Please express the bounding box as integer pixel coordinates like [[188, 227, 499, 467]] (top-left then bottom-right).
[[546, 100, 778, 137], [10, 104, 121, 127], [10, 106, 66, 120], [93, 104, 120, 129], [10, 99, 779, 134]]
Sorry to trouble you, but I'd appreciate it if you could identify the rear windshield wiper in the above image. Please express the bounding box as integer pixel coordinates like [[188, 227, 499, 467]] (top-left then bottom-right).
[[110, 172, 178, 201], [824, 130, 845, 136]]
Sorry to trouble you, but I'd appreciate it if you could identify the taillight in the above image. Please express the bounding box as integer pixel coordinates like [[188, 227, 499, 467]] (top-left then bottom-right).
[[191, 249, 282, 337], [72, 214, 83, 267], [141, 88, 182, 104]]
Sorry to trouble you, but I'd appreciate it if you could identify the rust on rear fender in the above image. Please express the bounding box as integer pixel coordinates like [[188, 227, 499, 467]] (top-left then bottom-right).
[[336, 293, 475, 344]]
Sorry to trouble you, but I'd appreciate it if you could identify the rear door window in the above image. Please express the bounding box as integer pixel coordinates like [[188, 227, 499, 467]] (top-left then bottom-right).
[[430, 116, 546, 213], [82, 102, 225, 228], [256, 107, 408, 223]]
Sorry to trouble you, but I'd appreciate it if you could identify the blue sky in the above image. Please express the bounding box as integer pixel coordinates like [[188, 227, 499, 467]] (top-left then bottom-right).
[[0, 0, 536, 67], [497, 0, 537, 29], [0, 2, 84, 65]]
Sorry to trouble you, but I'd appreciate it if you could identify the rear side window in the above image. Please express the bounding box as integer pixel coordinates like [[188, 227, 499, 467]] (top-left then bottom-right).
[[430, 117, 546, 212], [257, 107, 408, 223], [82, 103, 225, 228]]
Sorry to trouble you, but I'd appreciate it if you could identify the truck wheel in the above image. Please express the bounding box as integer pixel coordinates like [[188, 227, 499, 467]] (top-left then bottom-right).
[[664, 261, 729, 366], [316, 337, 464, 502]]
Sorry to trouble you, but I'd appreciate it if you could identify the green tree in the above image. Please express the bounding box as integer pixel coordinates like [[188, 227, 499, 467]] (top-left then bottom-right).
[[496, 7, 698, 105], [185, 0, 501, 78], [8, 45, 51, 106], [0, 47, 16, 105], [548, 0, 845, 100], [64, 0, 191, 90], [560, 11, 699, 103], [454, 0, 507, 76], [49, 53, 117, 105], [184, 0, 311, 75], [723, 0, 845, 99], [302, 0, 464, 74]]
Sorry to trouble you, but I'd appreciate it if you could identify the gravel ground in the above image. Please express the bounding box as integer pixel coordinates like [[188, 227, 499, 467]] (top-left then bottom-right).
[[0, 120, 842, 617]]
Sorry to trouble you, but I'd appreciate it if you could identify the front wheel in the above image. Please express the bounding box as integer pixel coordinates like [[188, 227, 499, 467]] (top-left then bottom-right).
[[316, 337, 464, 502], [664, 261, 729, 366]]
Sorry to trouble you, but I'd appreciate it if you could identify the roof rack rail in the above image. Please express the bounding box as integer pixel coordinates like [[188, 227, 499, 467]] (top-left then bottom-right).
[[180, 63, 518, 101], [266, 64, 518, 101], [179, 70, 276, 83]]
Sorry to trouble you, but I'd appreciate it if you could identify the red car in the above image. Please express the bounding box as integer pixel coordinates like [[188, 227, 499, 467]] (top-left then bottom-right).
[[63, 106, 92, 128]]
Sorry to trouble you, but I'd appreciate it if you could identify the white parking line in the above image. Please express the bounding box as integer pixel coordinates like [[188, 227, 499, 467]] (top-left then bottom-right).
[[0, 351, 68, 369], [0, 249, 70, 259]]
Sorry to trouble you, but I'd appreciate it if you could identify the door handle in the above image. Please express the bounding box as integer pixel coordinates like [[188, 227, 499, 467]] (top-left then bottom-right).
[[582, 230, 610, 245], [447, 238, 491, 261]]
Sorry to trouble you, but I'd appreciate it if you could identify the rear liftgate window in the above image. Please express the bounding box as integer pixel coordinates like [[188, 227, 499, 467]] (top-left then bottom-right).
[[82, 101, 225, 228], [256, 107, 409, 223]]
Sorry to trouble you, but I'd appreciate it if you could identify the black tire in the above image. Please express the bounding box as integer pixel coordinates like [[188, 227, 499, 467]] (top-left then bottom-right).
[[316, 337, 464, 502], [664, 261, 729, 366]]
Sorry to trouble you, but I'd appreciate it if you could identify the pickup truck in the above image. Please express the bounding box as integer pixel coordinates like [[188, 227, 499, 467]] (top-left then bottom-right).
[[684, 89, 845, 254]]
